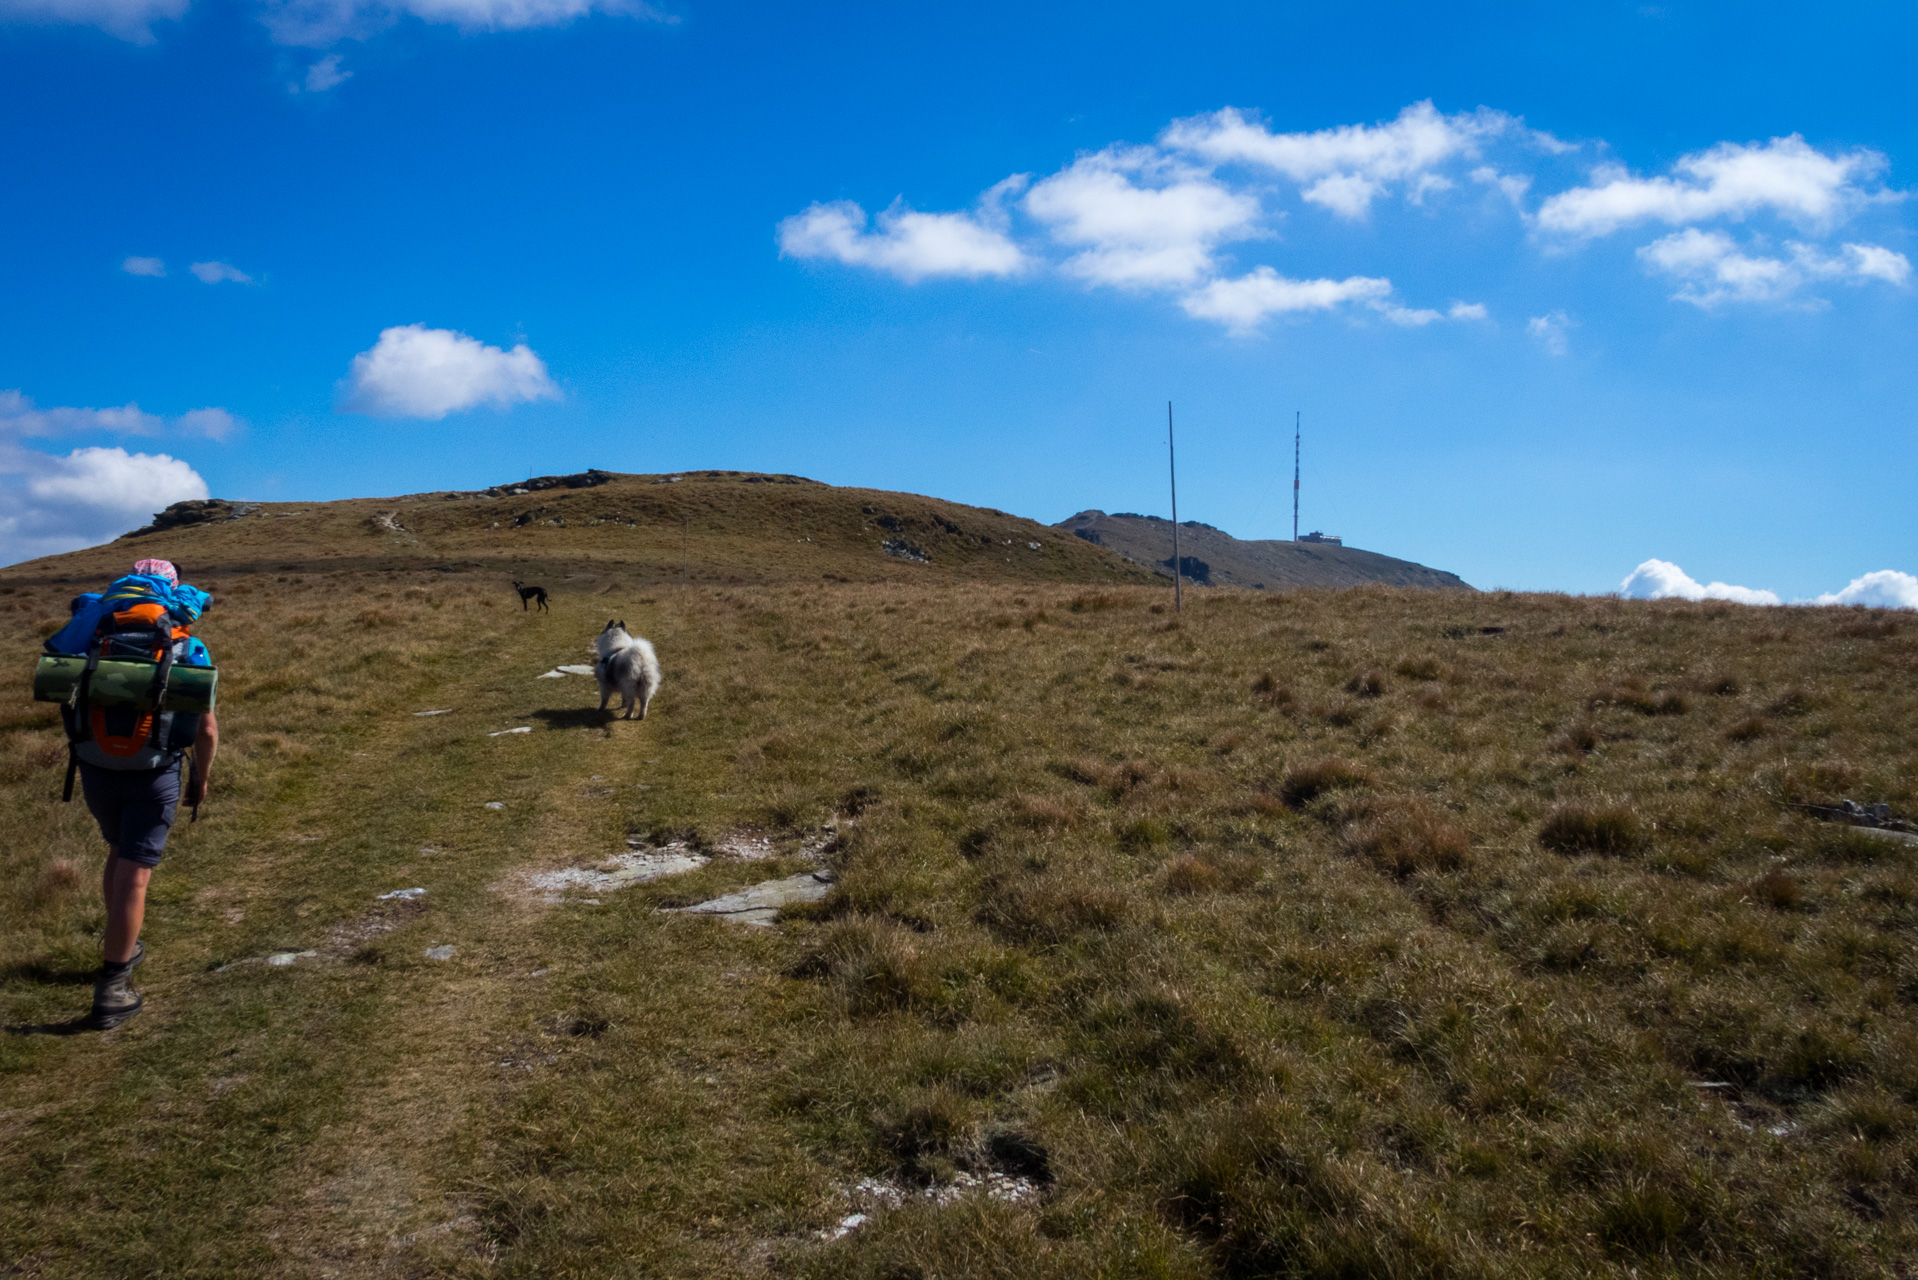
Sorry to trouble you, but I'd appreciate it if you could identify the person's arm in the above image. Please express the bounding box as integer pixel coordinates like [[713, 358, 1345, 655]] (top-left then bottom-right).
[[187, 710, 217, 805]]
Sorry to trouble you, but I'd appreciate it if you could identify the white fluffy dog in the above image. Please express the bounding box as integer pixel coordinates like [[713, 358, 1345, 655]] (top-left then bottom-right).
[[593, 620, 662, 720]]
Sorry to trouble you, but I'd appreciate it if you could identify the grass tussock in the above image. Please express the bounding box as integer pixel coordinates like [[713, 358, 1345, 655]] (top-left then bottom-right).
[[1394, 654, 1444, 681], [1278, 757, 1373, 808], [975, 868, 1126, 945], [1251, 671, 1296, 711], [1345, 669, 1388, 698], [1344, 801, 1472, 878], [1162, 852, 1260, 895], [1539, 804, 1649, 856]]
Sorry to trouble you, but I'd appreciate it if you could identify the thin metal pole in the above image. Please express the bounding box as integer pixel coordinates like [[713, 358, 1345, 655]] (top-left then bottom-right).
[[1168, 401, 1181, 614], [1293, 410, 1300, 542]]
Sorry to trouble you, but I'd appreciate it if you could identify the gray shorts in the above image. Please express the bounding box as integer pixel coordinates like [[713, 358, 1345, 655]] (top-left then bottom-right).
[[78, 761, 182, 867]]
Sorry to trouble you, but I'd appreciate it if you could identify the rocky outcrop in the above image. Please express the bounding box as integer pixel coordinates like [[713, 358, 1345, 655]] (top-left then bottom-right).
[[124, 499, 260, 538], [482, 470, 615, 498]]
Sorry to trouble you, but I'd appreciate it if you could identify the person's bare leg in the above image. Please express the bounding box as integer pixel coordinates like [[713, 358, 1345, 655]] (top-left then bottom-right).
[[102, 853, 152, 965]]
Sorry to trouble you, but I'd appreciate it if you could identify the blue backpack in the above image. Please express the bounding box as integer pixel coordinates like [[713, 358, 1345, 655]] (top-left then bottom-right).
[[47, 574, 214, 792]]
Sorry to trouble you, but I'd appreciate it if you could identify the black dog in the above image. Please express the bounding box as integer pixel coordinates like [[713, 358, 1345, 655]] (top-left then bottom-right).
[[511, 580, 550, 612]]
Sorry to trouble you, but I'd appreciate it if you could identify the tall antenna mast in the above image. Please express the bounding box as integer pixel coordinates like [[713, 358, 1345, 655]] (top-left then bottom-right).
[[1292, 410, 1300, 543], [1168, 400, 1181, 614]]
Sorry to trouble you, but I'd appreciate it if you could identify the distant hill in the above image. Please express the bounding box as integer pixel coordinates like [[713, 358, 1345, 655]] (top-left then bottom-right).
[[1054, 510, 1474, 592], [2, 471, 1160, 589]]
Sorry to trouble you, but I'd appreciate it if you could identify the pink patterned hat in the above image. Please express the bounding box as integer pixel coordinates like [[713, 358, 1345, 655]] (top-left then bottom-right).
[[133, 558, 179, 586]]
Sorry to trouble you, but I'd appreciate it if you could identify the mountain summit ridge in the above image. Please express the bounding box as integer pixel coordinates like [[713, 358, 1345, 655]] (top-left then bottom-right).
[[1054, 509, 1473, 592]]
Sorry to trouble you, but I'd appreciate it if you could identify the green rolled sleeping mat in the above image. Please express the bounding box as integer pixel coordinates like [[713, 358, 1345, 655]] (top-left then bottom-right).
[[33, 655, 218, 714]]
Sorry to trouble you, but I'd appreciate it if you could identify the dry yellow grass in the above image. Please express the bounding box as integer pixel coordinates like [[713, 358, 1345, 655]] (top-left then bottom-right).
[[1, 492, 1915, 1277]]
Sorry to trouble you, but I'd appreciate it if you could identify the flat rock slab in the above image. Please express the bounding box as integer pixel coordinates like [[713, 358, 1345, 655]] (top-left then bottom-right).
[[1856, 826, 1918, 846], [671, 871, 833, 926], [519, 843, 710, 903]]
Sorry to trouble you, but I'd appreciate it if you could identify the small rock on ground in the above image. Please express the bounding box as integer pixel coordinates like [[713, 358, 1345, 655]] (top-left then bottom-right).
[[424, 945, 457, 960], [824, 1172, 1041, 1239]]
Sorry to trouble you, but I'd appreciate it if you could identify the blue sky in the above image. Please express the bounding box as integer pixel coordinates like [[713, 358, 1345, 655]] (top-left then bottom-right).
[[1, 0, 1912, 601]]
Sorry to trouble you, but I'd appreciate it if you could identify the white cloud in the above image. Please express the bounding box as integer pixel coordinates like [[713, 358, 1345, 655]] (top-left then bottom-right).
[[1536, 135, 1890, 238], [342, 324, 560, 419], [1024, 147, 1260, 288], [256, 0, 667, 47], [1179, 268, 1391, 333], [0, 0, 186, 41], [780, 101, 1906, 331], [21, 447, 208, 521], [122, 255, 166, 277], [1, 0, 664, 44], [1161, 101, 1522, 219], [0, 434, 211, 567], [1638, 227, 1912, 306], [782, 101, 1531, 331], [190, 260, 253, 284], [778, 194, 1027, 283], [178, 407, 243, 441], [1302, 173, 1384, 220], [1377, 300, 1490, 327], [1812, 570, 1918, 610], [0, 390, 237, 564], [1526, 310, 1574, 355], [0, 389, 244, 442], [1619, 559, 1782, 606], [1471, 166, 1531, 208], [1619, 560, 1917, 611], [0, 389, 164, 437], [302, 53, 351, 91], [1843, 241, 1912, 285]]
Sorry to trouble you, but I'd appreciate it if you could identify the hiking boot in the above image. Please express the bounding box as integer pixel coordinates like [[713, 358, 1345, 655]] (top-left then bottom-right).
[[90, 965, 143, 1030]]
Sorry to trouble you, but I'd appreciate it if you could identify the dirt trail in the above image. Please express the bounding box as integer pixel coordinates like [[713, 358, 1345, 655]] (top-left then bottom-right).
[[244, 682, 652, 1274]]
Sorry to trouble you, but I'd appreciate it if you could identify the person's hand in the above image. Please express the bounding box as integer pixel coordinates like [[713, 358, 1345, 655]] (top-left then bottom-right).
[[185, 771, 208, 806]]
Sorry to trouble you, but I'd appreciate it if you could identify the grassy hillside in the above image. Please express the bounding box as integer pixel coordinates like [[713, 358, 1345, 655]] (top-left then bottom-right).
[[7, 470, 1157, 592], [1056, 509, 1475, 591], [2, 491, 1916, 1277]]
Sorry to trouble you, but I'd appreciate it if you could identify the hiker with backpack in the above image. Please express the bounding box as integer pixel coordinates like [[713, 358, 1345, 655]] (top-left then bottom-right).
[[38, 558, 219, 1030]]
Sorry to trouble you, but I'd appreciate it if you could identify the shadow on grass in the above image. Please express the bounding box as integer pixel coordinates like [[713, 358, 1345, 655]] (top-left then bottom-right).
[[5, 1015, 97, 1037], [531, 707, 616, 731], [2, 959, 102, 1034], [0, 959, 96, 986]]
